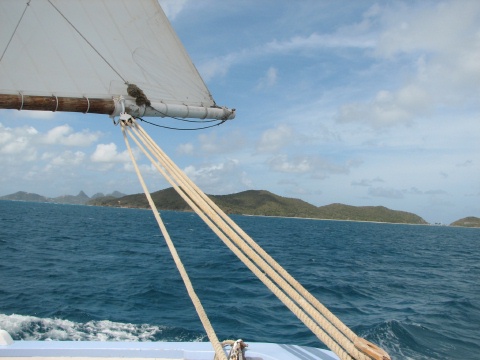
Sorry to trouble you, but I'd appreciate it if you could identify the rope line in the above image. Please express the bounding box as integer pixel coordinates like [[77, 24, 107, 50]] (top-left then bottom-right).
[[125, 122, 360, 360], [47, 0, 127, 84], [120, 120, 228, 360], [138, 116, 226, 131], [120, 118, 391, 360], [0, 0, 31, 64]]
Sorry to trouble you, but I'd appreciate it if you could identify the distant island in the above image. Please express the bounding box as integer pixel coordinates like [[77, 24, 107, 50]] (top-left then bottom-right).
[[450, 217, 480, 228], [92, 188, 428, 225], [1, 188, 478, 227], [0, 190, 126, 205]]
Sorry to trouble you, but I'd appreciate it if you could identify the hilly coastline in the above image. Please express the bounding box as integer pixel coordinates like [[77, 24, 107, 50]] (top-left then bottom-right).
[[87, 187, 428, 225], [3, 188, 478, 226], [0, 190, 125, 205]]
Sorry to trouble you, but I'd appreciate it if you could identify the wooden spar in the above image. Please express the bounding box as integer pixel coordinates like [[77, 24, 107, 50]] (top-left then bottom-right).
[[0, 93, 236, 120], [0, 94, 115, 115]]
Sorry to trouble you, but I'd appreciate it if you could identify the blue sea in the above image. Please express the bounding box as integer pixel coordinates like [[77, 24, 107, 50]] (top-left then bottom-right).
[[0, 200, 479, 359]]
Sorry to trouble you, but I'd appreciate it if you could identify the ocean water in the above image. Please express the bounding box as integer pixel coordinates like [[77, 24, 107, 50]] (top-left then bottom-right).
[[0, 200, 479, 360]]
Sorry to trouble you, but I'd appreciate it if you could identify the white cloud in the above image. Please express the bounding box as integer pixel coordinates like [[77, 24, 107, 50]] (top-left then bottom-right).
[[123, 161, 158, 175], [256, 125, 294, 153], [256, 67, 278, 90], [267, 154, 351, 179], [240, 171, 253, 188], [183, 159, 241, 193], [368, 187, 404, 199], [268, 155, 311, 174], [44, 151, 85, 170], [265, 32, 375, 54], [336, 1, 480, 129], [368, 186, 450, 200], [199, 26, 376, 81], [43, 125, 72, 144], [91, 143, 129, 163], [177, 142, 194, 155], [41, 125, 100, 146], [0, 123, 38, 161], [199, 52, 240, 82], [352, 177, 384, 187], [375, 1, 480, 57], [0, 135, 29, 155], [336, 85, 431, 128]]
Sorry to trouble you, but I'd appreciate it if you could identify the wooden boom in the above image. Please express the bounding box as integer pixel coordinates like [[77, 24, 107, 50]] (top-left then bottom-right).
[[0, 93, 235, 120], [0, 94, 115, 115]]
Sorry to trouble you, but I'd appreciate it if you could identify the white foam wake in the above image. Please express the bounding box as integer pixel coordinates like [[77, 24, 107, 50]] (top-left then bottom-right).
[[0, 313, 165, 341]]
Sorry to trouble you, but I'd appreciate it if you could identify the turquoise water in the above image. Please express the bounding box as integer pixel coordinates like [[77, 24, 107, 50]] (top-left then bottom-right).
[[0, 200, 479, 359]]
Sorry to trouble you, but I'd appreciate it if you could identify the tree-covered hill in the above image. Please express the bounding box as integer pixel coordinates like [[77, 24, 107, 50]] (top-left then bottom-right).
[[450, 217, 480, 228], [88, 187, 428, 225]]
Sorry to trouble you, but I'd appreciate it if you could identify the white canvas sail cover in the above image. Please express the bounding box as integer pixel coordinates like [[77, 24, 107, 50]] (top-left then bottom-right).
[[0, 0, 234, 119]]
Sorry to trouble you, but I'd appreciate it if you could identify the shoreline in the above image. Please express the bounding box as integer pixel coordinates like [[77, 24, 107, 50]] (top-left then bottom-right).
[[3, 199, 479, 228]]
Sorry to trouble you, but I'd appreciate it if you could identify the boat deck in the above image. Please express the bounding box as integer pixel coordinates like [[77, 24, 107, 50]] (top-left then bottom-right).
[[0, 339, 338, 360]]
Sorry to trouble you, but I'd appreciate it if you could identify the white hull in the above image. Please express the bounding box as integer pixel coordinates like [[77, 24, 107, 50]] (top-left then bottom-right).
[[0, 339, 338, 360]]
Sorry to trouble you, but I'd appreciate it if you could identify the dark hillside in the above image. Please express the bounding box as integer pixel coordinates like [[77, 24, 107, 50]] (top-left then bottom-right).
[[88, 187, 427, 224], [212, 190, 321, 217], [317, 203, 428, 224]]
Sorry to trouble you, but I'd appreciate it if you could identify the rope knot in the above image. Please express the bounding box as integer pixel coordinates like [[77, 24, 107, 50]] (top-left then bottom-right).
[[217, 340, 248, 360]]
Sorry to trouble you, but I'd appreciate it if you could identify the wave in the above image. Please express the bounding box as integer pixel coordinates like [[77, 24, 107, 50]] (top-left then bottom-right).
[[3, 314, 473, 360], [0, 313, 205, 342], [356, 319, 479, 360]]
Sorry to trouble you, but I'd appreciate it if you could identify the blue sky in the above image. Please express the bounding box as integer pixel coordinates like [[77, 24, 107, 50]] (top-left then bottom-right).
[[1, 0, 479, 224]]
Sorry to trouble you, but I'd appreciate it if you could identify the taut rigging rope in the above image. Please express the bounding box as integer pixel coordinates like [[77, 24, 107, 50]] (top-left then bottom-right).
[[120, 119, 228, 360], [46, 0, 127, 84], [119, 116, 391, 360]]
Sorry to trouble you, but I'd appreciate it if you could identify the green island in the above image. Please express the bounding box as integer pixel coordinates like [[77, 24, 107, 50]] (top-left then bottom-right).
[[88, 187, 428, 225], [2, 188, 479, 227], [450, 217, 480, 228]]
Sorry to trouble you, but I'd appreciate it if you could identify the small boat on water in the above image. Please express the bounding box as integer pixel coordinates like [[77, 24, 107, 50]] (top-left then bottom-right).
[[0, 1, 390, 359]]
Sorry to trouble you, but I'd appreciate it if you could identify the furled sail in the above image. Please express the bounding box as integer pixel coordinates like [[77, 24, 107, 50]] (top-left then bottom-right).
[[0, 0, 235, 120]]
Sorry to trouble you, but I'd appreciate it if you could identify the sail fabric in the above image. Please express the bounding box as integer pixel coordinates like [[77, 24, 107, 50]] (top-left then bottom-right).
[[0, 0, 215, 108]]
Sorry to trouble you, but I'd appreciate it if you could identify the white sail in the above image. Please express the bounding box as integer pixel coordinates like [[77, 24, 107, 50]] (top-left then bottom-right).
[[0, 0, 235, 120]]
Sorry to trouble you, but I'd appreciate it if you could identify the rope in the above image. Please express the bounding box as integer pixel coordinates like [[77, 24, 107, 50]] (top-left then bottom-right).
[[46, 0, 127, 84], [0, 0, 31, 64], [120, 118, 391, 360], [218, 339, 247, 360], [138, 117, 226, 131], [120, 119, 228, 360]]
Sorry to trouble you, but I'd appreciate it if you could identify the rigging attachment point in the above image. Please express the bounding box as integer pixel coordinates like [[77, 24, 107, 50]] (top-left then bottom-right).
[[119, 112, 134, 126], [52, 95, 59, 112], [18, 93, 24, 111], [83, 96, 90, 114], [216, 340, 248, 360]]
